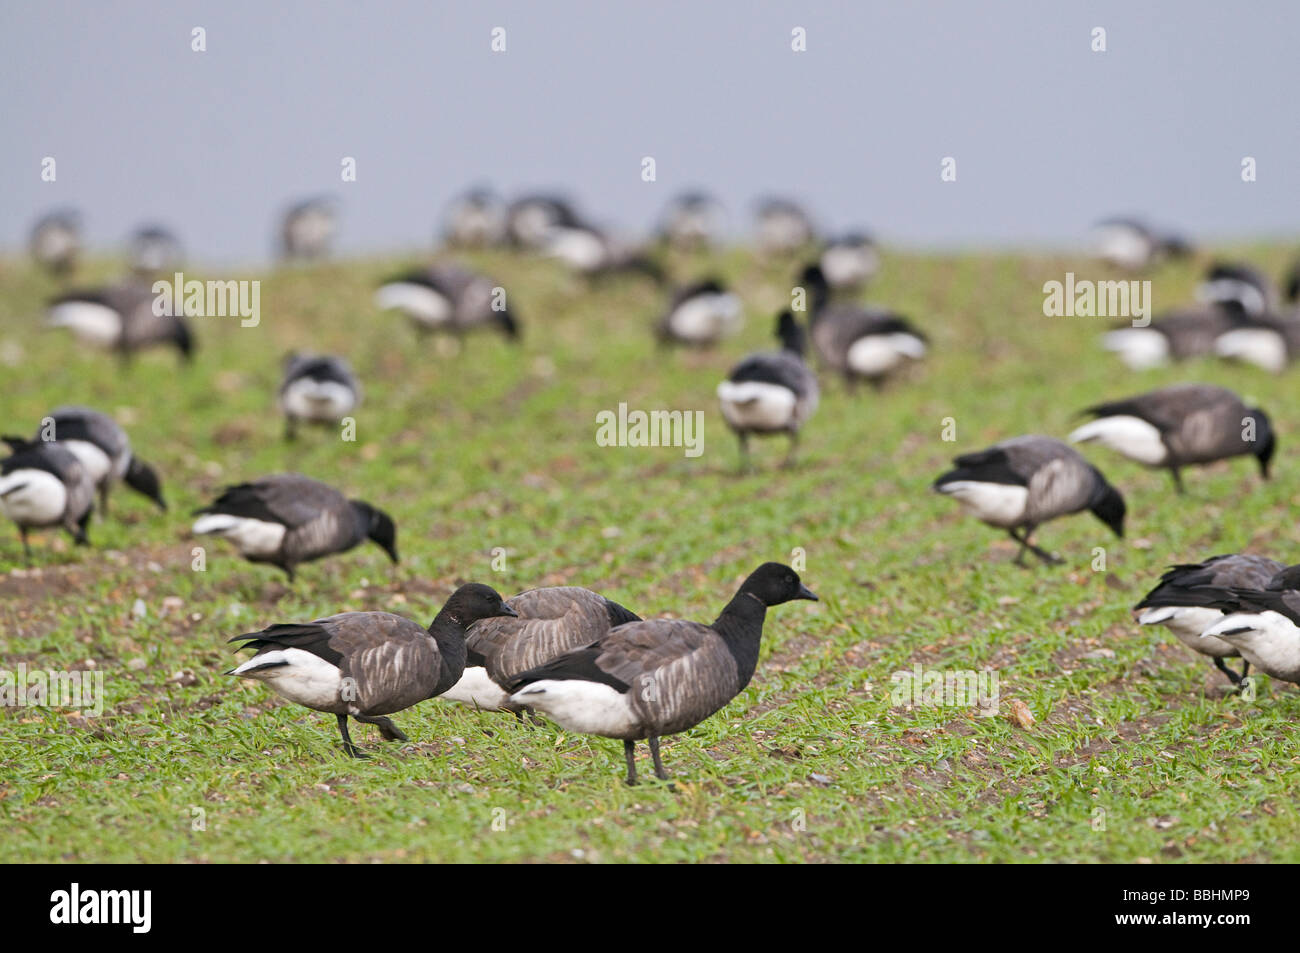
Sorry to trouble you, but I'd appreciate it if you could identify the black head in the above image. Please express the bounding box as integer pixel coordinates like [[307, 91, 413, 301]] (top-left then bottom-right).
[[124, 456, 166, 510], [775, 311, 806, 356], [798, 262, 827, 291], [1088, 475, 1126, 539], [352, 501, 399, 563], [1247, 407, 1276, 478], [439, 583, 517, 627], [739, 562, 818, 606], [495, 306, 521, 340], [173, 319, 195, 361]]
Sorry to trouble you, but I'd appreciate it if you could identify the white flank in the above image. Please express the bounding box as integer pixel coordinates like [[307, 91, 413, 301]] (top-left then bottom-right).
[[1102, 328, 1169, 370], [232, 647, 344, 710], [0, 469, 67, 526], [846, 333, 926, 376], [821, 246, 879, 287], [281, 378, 356, 422], [717, 380, 797, 430], [937, 480, 1028, 528], [374, 283, 453, 326], [47, 301, 122, 347], [1068, 415, 1167, 466], [1214, 328, 1288, 373], [60, 439, 114, 485], [1202, 610, 1300, 680], [192, 514, 286, 557], [1197, 278, 1267, 316], [440, 666, 511, 711], [545, 228, 606, 272], [509, 679, 638, 736], [1093, 224, 1150, 270], [1139, 606, 1236, 657], [669, 293, 742, 341]]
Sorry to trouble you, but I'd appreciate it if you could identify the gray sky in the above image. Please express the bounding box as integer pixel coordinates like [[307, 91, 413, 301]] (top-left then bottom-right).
[[2, 0, 1296, 265]]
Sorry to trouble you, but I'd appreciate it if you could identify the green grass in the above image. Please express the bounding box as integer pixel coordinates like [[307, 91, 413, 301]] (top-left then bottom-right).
[[2, 243, 1299, 862]]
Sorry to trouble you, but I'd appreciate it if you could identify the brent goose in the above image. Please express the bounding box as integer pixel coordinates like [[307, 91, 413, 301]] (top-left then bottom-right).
[[0, 437, 95, 559], [1091, 217, 1192, 271], [29, 210, 81, 276], [1102, 306, 1240, 370], [1192, 569, 1300, 686], [1068, 384, 1274, 493], [443, 586, 642, 714], [46, 279, 193, 363], [193, 474, 397, 581], [754, 198, 816, 255], [442, 187, 507, 248], [278, 353, 361, 440], [934, 435, 1126, 565], [717, 311, 819, 469], [375, 263, 519, 340], [127, 225, 184, 276], [1212, 312, 1300, 373], [229, 583, 516, 757], [542, 224, 664, 282], [1134, 554, 1284, 684], [1196, 262, 1277, 316], [506, 194, 582, 250], [800, 264, 927, 387], [35, 406, 166, 515], [507, 562, 818, 784], [655, 278, 743, 347], [658, 191, 724, 250], [819, 233, 880, 292], [280, 197, 337, 261]]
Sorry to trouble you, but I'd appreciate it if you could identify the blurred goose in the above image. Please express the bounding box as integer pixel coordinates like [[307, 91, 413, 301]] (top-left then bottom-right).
[[658, 191, 724, 250], [1069, 384, 1274, 493], [193, 474, 397, 581], [656, 278, 742, 347], [1193, 569, 1300, 686], [717, 311, 819, 469], [375, 263, 519, 340], [754, 198, 816, 255], [35, 406, 165, 515], [1196, 262, 1277, 316], [1134, 554, 1284, 684], [0, 437, 95, 560], [280, 197, 337, 261], [442, 187, 507, 248], [819, 233, 880, 292], [1283, 257, 1300, 305], [278, 353, 361, 440], [444, 586, 642, 713], [507, 562, 818, 784], [934, 435, 1125, 566], [127, 225, 184, 277], [1212, 312, 1300, 373], [542, 223, 664, 282], [800, 264, 927, 387], [29, 210, 81, 276], [1091, 217, 1192, 271], [1102, 306, 1240, 370], [46, 280, 193, 363], [506, 194, 581, 250], [228, 584, 516, 757]]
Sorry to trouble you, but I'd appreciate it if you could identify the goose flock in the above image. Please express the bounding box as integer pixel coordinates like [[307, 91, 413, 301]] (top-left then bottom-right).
[[9, 195, 1300, 787]]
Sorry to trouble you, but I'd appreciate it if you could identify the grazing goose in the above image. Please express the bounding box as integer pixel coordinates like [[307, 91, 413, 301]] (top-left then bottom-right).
[[717, 311, 819, 469], [1196, 262, 1277, 317], [800, 264, 927, 387], [444, 586, 642, 713], [34, 406, 166, 515], [1134, 554, 1284, 684], [0, 437, 95, 560], [933, 435, 1125, 566], [1068, 384, 1274, 493], [229, 584, 516, 757], [1091, 217, 1192, 271], [280, 197, 337, 261], [1192, 569, 1300, 686], [754, 198, 816, 255], [507, 562, 818, 784], [1101, 306, 1240, 370], [278, 353, 361, 439], [655, 278, 743, 347], [193, 474, 397, 581], [542, 224, 664, 282], [442, 187, 507, 248], [506, 194, 582, 250], [1212, 311, 1300, 373], [658, 191, 724, 250], [374, 263, 519, 340], [46, 279, 194, 363], [819, 233, 880, 292], [29, 210, 81, 276], [127, 225, 183, 276]]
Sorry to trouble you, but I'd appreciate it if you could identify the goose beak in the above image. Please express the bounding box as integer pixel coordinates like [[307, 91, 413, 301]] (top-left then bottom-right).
[[796, 584, 819, 601], [499, 605, 520, 618]]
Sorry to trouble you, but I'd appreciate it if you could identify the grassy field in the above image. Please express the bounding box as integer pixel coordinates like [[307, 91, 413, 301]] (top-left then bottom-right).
[[2, 242, 1299, 863]]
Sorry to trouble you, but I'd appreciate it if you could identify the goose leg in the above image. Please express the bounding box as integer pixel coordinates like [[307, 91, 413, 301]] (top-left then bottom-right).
[[624, 739, 638, 786], [1169, 467, 1184, 495], [98, 482, 110, 519], [648, 735, 669, 781], [782, 431, 800, 469], [355, 714, 407, 742], [284, 416, 298, 442], [20, 527, 31, 565], [1212, 657, 1242, 685], [736, 432, 752, 473], [337, 714, 369, 759], [1008, 529, 1030, 566]]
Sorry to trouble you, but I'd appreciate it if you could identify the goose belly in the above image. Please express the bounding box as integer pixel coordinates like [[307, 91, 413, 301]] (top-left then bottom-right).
[[1214, 328, 1288, 373], [233, 647, 344, 710], [510, 680, 639, 738], [193, 514, 286, 557], [0, 469, 68, 526], [60, 439, 115, 486], [47, 301, 123, 346], [716, 381, 797, 431], [281, 378, 357, 421], [1068, 415, 1167, 466], [441, 666, 511, 711], [1138, 606, 1237, 657], [938, 480, 1028, 528], [1102, 328, 1170, 370], [846, 333, 925, 377], [1207, 611, 1300, 682], [374, 283, 453, 327], [669, 294, 741, 341]]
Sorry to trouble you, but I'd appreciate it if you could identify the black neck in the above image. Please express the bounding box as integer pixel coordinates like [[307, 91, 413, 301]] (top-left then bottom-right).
[[428, 609, 470, 696], [711, 591, 767, 690]]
